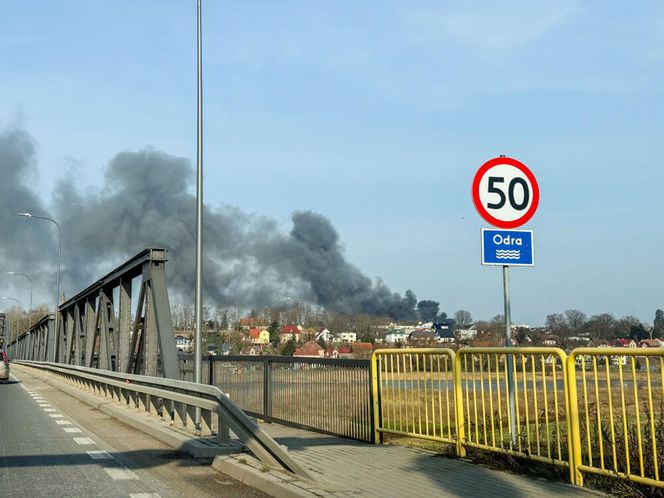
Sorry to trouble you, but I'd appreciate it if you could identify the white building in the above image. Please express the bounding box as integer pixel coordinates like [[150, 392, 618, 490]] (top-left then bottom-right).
[[174, 334, 191, 353], [332, 332, 357, 343], [455, 326, 477, 341], [385, 332, 409, 344]]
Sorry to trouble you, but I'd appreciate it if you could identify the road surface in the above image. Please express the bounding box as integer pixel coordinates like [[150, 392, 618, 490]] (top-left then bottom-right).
[[0, 368, 268, 498]]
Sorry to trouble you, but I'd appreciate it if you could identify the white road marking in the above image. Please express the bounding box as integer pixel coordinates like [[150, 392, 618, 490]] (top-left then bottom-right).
[[63, 427, 82, 433], [73, 437, 95, 445], [56, 420, 72, 425], [43, 408, 56, 412], [49, 414, 64, 418], [130, 494, 162, 498], [104, 467, 138, 481], [86, 450, 113, 460]]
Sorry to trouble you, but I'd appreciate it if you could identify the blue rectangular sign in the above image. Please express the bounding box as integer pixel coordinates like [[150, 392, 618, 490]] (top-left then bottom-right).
[[481, 229, 534, 267]]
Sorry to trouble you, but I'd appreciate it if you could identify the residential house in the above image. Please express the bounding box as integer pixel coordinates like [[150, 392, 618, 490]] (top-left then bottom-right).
[[337, 345, 353, 359], [281, 324, 302, 343], [338, 332, 357, 343], [248, 327, 270, 345], [435, 328, 455, 343], [611, 338, 637, 348], [455, 326, 477, 341], [639, 339, 663, 348], [385, 332, 408, 344], [314, 328, 332, 342], [409, 330, 436, 343], [174, 333, 191, 353], [294, 340, 325, 358]]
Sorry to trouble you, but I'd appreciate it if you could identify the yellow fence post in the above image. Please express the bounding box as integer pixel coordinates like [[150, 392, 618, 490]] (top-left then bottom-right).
[[370, 351, 382, 444], [453, 350, 466, 457], [566, 351, 583, 486]]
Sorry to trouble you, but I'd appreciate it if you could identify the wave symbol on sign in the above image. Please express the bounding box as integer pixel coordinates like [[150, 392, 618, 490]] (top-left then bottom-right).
[[496, 250, 520, 259]]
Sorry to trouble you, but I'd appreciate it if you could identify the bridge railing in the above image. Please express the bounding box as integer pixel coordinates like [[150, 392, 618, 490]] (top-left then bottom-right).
[[372, 346, 664, 491], [568, 347, 664, 489], [16, 359, 311, 478], [180, 354, 374, 442], [371, 349, 457, 445], [456, 348, 572, 469]]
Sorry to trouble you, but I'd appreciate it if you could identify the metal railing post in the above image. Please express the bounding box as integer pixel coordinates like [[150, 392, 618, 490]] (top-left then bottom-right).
[[208, 355, 214, 385], [370, 351, 382, 444], [263, 357, 272, 422], [566, 351, 583, 486], [453, 351, 466, 457]]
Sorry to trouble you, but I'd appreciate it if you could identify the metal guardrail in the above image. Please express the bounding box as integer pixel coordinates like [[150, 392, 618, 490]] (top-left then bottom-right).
[[371, 349, 457, 446], [16, 360, 311, 478], [372, 346, 664, 491], [455, 348, 573, 481], [568, 347, 664, 489], [180, 355, 374, 442]]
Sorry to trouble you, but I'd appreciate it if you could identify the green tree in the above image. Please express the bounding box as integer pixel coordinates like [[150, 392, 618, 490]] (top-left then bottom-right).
[[629, 323, 649, 341], [654, 309, 664, 338], [281, 338, 297, 356], [268, 320, 281, 347]]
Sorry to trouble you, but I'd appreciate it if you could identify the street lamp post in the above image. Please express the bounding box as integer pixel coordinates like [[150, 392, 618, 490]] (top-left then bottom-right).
[[17, 213, 62, 351], [6, 272, 33, 330], [194, 0, 204, 427], [2, 296, 22, 340]]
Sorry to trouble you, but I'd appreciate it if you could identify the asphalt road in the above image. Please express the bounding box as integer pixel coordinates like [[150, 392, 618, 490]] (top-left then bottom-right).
[[0, 367, 269, 498]]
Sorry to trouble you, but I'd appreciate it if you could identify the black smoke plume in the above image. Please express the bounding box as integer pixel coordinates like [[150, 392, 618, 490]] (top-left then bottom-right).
[[1, 125, 418, 321]]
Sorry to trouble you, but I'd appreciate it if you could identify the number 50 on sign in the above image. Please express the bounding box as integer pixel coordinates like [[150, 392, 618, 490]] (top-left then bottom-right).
[[472, 156, 540, 229]]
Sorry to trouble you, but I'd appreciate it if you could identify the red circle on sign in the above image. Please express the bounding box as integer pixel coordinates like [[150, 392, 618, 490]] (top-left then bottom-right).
[[472, 156, 539, 229]]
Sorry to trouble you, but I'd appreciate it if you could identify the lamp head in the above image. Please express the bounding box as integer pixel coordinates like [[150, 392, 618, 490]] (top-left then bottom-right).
[[17, 212, 32, 218]]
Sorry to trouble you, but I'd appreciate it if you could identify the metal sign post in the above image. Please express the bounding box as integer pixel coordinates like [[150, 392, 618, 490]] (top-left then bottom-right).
[[502, 265, 517, 448], [472, 155, 540, 450]]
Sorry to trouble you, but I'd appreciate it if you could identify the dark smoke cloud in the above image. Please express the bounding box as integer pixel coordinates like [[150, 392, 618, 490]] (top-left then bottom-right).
[[0, 127, 57, 301], [1, 125, 418, 320]]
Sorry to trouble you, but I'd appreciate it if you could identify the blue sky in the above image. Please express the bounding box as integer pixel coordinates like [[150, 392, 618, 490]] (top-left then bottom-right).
[[1, 1, 663, 325]]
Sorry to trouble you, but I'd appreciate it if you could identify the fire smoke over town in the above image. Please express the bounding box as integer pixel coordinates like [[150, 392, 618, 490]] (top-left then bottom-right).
[[0, 125, 420, 320]]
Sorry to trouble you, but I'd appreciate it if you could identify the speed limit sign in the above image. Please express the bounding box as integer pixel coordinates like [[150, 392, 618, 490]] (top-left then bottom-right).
[[472, 156, 539, 229]]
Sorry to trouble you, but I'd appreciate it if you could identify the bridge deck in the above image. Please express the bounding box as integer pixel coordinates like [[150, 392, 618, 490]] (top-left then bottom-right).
[[257, 423, 595, 497]]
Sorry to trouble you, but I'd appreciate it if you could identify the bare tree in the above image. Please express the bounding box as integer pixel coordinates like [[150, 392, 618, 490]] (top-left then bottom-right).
[[454, 310, 473, 328]]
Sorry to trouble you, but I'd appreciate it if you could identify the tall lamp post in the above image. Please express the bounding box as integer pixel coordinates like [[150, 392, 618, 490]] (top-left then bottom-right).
[[7, 272, 33, 330], [2, 296, 22, 340], [194, 0, 204, 426], [17, 213, 62, 346]]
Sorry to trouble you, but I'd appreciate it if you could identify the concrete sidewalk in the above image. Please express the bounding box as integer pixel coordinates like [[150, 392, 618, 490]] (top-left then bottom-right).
[[249, 423, 595, 497]]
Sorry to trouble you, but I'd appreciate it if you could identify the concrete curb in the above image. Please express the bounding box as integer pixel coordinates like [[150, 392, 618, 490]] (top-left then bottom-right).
[[212, 454, 352, 498], [13, 364, 245, 459]]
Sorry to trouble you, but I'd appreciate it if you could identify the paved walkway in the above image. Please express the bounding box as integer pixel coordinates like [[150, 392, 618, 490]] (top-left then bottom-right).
[[257, 424, 595, 497]]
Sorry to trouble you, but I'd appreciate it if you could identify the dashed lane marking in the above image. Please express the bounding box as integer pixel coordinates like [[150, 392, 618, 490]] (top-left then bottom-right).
[[104, 467, 139, 481], [56, 420, 72, 425], [49, 414, 64, 418], [44, 408, 56, 412], [63, 427, 82, 433], [73, 437, 95, 445], [86, 450, 113, 460], [129, 494, 162, 498]]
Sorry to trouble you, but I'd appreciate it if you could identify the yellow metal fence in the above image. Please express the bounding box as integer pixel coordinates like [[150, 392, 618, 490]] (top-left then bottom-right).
[[372, 346, 664, 490]]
